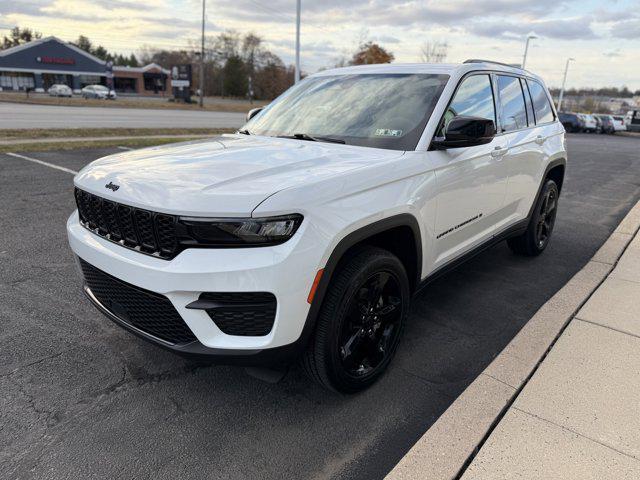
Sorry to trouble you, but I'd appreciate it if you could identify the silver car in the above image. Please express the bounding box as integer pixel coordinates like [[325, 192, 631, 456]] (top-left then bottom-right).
[[48, 84, 72, 97], [81, 84, 116, 100]]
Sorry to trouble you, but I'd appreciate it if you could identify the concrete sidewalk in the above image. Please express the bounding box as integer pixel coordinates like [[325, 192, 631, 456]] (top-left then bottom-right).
[[462, 219, 640, 478]]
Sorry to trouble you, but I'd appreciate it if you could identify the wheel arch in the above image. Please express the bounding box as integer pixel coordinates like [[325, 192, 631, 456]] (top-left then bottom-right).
[[298, 214, 422, 350], [526, 158, 566, 220]]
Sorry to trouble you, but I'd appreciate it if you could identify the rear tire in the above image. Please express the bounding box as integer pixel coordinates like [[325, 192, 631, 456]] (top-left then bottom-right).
[[301, 246, 410, 393], [507, 179, 559, 256]]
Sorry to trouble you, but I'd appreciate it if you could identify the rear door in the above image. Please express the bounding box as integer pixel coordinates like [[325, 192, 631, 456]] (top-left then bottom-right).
[[497, 75, 547, 226]]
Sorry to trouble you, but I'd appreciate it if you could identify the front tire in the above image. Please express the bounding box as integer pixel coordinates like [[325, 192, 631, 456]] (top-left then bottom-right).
[[301, 247, 410, 393], [507, 179, 559, 256]]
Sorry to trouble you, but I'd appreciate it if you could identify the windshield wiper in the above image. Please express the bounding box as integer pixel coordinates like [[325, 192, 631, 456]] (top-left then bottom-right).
[[279, 133, 345, 144], [237, 129, 251, 135]]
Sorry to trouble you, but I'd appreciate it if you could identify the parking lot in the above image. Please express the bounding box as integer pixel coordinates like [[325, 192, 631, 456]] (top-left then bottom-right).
[[2, 134, 640, 479]]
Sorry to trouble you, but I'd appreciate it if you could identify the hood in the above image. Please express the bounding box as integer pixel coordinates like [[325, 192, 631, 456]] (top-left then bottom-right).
[[74, 135, 404, 217]]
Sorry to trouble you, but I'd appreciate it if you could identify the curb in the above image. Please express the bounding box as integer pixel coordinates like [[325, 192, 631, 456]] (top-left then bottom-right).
[[386, 199, 640, 480]]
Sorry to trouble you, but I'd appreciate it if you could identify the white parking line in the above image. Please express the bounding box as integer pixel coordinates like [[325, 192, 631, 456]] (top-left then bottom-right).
[[117, 146, 133, 151], [5, 152, 78, 175]]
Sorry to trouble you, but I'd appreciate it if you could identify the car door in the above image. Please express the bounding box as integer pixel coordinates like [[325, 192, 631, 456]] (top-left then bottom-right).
[[430, 73, 510, 268], [501, 77, 555, 223]]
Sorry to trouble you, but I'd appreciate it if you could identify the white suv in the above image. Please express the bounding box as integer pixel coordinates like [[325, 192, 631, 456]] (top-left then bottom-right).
[[68, 60, 566, 393]]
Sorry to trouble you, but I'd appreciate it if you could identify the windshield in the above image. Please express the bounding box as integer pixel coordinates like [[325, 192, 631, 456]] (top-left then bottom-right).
[[243, 73, 449, 150], [94, 85, 108, 91]]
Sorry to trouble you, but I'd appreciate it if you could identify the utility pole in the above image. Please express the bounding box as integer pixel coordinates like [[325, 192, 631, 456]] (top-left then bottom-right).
[[521, 34, 537, 69], [295, 0, 301, 83], [557, 57, 575, 112], [199, 0, 205, 107]]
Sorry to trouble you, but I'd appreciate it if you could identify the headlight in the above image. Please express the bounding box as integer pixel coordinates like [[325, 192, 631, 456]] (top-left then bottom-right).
[[178, 214, 303, 247]]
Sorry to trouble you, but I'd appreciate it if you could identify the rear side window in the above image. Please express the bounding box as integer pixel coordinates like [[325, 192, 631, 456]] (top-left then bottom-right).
[[497, 75, 527, 132], [527, 79, 555, 124], [438, 74, 496, 136]]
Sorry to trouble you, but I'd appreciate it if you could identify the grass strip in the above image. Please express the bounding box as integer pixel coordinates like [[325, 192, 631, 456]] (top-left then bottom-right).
[[0, 127, 235, 141], [0, 136, 207, 153]]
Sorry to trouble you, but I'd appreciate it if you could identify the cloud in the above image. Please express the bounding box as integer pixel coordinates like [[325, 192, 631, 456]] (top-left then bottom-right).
[[610, 19, 640, 39], [469, 16, 598, 40], [603, 48, 622, 57], [373, 35, 401, 44]]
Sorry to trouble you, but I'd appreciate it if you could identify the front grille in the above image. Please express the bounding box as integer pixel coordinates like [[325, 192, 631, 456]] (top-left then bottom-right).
[[75, 188, 178, 259], [198, 292, 277, 336], [80, 259, 197, 345]]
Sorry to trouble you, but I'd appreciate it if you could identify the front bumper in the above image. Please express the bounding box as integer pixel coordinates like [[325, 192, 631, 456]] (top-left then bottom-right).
[[67, 210, 323, 364]]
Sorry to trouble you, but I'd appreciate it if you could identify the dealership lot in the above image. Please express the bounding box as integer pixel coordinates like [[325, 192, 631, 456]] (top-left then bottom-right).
[[2, 134, 640, 479], [0, 102, 245, 129]]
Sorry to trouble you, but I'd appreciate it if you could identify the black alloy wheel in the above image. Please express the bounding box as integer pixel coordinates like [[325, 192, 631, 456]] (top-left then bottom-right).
[[338, 271, 403, 377], [535, 186, 558, 249], [301, 246, 410, 393], [507, 179, 560, 256]]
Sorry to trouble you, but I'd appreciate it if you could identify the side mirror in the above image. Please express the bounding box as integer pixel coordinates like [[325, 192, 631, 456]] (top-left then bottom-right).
[[432, 116, 496, 149], [246, 107, 263, 122]]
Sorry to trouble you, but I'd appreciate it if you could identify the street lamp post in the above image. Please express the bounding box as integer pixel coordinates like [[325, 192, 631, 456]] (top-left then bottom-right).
[[522, 34, 537, 69], [295, 0, 301, 83], [199, 0, 205, 107], [557, 57, 575, 112]]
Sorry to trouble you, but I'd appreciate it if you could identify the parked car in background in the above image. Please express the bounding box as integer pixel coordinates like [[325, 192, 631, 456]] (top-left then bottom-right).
[[578, 113, 598, 133], [81, 84, 116, 100], [558, 112, 581, 132], [68, 60, 567, 393], [612, 115, 627, 132], [48, 84, 72, 97], [626, 110, 640, 132], [592, 115, 603, 134], [595, 114, 616, 134]]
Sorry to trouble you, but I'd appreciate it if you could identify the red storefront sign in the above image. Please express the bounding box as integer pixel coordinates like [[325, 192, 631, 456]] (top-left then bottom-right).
[[36, 56, 76, 65]]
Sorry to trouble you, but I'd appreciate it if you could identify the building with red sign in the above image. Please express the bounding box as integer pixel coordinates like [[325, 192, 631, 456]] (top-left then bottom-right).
[[0, 36, 170, 96]]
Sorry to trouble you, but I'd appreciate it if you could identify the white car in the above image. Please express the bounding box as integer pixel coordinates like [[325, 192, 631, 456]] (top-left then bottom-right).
[[81, 84, 116, 100], [577, 113, 598, 132], [612, 115, 627, 132], [48, 84, 72, 97], [68, 60, 566, 393]]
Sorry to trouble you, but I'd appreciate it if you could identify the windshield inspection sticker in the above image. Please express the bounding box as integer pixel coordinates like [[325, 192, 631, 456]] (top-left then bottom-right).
[[374, 128, 403, 137]]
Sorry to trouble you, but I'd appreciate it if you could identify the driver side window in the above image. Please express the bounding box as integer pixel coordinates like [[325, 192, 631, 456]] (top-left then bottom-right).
[[438, 74, 496, 137]]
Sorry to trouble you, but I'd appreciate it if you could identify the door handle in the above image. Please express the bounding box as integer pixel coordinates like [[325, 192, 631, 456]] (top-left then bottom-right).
[[535, 135, 546, 145], [490, 146, 508, 158]]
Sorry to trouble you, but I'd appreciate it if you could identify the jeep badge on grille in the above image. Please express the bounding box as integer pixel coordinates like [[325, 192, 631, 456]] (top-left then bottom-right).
[[105, 182, 120, 191]]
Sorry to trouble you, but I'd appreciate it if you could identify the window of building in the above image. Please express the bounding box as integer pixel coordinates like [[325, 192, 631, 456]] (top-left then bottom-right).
[[439, 74, 496, 136], [143, 73, 167, 93], [497, 75, 528, 132], [78, 75, 102, 88], [114, 77, 137, 93], [0, 73, 35, 90], [527, 79, 555, 124]]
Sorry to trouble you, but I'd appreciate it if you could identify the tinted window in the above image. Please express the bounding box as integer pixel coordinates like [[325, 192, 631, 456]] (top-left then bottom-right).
[[497, 75, 527, 132], [244, 73, 450, 151], [439, 74, 495, 135], [522, 79, 535, 126], [527, 79, 554, 124]]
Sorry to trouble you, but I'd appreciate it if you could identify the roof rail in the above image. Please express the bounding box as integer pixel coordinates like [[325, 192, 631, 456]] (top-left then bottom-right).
[[463, 59, 523, 69]]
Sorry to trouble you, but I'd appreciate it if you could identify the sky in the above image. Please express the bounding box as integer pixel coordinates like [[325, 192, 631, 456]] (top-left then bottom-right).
[[1, 0, 639, 90]]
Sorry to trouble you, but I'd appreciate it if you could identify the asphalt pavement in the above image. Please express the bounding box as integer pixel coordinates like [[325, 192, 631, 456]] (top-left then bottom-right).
[[1, 134, 640, 479], [0, 102, 245, 129]]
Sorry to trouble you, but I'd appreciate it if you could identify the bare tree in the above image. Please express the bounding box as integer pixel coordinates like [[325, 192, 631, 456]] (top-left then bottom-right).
[[420, 41, 449, 63]]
